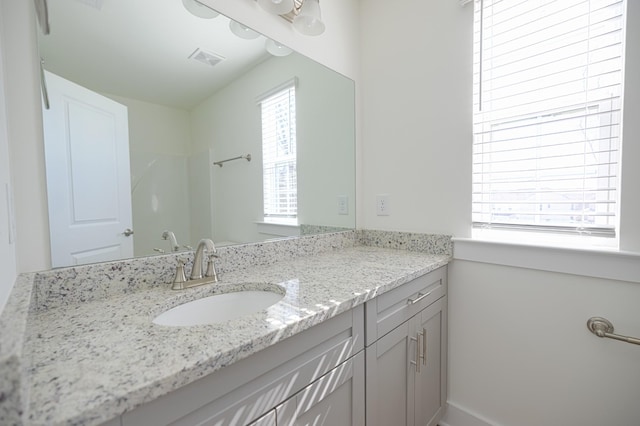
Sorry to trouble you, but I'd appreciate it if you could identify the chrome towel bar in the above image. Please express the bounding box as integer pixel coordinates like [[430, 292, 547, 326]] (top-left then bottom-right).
[[587, 317, 640, 346], [213, 154, 251, 167]]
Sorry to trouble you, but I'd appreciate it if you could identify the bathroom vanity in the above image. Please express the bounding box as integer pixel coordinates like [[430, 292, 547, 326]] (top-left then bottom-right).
[[1, 231, 450, 425]]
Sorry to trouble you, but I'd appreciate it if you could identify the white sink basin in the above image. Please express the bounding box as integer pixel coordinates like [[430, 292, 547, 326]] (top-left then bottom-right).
[[153, 288, 285, 327]]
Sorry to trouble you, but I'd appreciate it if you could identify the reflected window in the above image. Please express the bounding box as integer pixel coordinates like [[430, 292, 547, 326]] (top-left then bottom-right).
[[260, 80, 298, 222]]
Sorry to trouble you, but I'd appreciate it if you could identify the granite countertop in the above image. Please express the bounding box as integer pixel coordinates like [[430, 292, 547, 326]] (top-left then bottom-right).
[[24, 244, 450, 425]]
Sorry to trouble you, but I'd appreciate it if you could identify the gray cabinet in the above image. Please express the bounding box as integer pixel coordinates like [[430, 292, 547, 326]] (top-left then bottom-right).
[[247, 410, 276, 426], [276, 351, 365, 426], [121, 305, 364, 426], [365, 267, 447, 426]]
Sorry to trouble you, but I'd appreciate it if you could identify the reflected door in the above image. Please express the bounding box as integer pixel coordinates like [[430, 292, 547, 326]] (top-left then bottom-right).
[[42, 71, 133, 267]]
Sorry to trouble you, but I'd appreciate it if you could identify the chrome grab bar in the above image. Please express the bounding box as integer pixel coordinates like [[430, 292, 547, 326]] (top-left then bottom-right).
[[213, 154, 251, 167], [587, 317, 640, 346]]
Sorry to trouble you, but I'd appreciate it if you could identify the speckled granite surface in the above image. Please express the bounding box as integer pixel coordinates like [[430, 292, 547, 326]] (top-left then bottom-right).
[[356, 229, 453, 255], [0, 273, 35, 425], [34, 230, 359, 311], [1, 230, 451, 425]]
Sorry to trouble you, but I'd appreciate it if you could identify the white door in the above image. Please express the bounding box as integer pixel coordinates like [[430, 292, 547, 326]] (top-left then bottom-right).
[[42, 71, 133, 267]]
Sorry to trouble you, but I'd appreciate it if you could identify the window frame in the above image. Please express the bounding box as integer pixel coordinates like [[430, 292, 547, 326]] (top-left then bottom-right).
[[258, 78, 298, 224], [471, 0, 626, 242]]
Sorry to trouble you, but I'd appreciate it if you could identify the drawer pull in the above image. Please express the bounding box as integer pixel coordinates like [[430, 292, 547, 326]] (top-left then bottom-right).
[[407, 291, 432, 305]]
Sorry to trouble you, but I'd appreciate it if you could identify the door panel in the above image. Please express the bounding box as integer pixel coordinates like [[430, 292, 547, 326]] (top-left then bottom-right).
[[42, 71, 133, 267], [414, 298, 445, 426], [365, 322, 413, 426]]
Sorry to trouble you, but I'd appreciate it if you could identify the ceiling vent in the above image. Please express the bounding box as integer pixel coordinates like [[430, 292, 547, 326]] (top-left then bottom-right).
[[75, 0, 103, 10], [189, 48, 226, 68]]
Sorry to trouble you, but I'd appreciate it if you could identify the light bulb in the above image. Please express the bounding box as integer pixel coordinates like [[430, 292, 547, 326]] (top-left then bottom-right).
[[182, 0, 219, 19], [265, 39, 293, 57], [293, 0, 325, 36], [229, 20, 260, 40]]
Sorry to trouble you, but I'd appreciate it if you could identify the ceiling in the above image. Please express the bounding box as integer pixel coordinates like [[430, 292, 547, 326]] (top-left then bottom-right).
[[38, 0, 272, 109]]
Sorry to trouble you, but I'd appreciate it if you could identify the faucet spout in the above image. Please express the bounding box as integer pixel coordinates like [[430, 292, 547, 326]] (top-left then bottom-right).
[[162, 230, 180, 252], [190, 238, 217, 280]]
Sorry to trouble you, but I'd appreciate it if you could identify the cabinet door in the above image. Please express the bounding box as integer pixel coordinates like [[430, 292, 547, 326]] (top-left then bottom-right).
[[365, 321, 416, 426], [413, 297, 447, 426], [276, 351, 365, 426]]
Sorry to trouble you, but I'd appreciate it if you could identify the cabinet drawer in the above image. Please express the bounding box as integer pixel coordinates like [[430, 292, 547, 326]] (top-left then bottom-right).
[[276, 351, 365, 426], [364, 266, 446, 346]]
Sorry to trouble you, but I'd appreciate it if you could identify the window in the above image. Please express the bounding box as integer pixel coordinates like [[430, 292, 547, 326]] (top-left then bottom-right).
[[473, 0, 625, 238], [260, 80, 297, 222]]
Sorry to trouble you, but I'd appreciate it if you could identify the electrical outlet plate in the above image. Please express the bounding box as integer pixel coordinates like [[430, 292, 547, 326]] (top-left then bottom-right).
[[337, 195, 349, 215], [376, 194, 390, 216]]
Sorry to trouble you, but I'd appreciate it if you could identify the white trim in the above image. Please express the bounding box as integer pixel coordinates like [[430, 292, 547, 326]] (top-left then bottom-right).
[[453, 238, 640, 283], [440, 402, 498, 426], [255, 220, 300, 238], [255, 77, 298, 105]]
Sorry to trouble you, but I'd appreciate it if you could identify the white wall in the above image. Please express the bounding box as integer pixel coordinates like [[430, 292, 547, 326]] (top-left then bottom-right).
[[619, 0, 640, 252], [0, 4, 17, 313], [360, 0, 473, 237], [358, 1, 640, 426], [447, 261, 640, 426], [0, 0, 48, 311], [1, 0, 50, 275], [107, 95, 193, 257], [190, 63, 263, 244]]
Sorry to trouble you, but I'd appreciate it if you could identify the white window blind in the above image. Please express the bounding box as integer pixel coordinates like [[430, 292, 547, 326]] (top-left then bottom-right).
[[260, 82, 297, 220], [473, 0, 625, 237]]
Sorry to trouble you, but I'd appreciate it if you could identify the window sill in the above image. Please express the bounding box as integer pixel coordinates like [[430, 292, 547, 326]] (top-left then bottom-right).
[[255, 220, 300, 238], [453, 237, 640, 283]]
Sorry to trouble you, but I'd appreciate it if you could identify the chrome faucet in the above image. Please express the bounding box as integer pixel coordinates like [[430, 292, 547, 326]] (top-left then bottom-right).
[[162, 230, 180, 252], [190, 238, 218, 281], [171, 238, 218, 290]]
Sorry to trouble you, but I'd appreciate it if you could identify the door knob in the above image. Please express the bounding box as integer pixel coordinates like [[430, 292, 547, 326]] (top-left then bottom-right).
[[123, 228, 134, 237]]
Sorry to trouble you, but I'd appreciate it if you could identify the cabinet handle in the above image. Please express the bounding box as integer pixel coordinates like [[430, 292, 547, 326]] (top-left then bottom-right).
[[410, 335, 420, 373], [407, 291, 432, 305], [422, 328, 427, 366]]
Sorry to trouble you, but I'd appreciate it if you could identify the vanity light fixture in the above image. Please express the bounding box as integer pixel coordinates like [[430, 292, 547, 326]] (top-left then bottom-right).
[[257, 0, 295, 15], [229, 20, 261, 40], [182, 0, 219, 19], [265, 39, 293, 56], [292, 0, 325, 36], [257, 0, 325, 36]]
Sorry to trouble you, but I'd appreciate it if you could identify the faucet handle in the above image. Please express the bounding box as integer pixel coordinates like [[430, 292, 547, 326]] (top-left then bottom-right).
[[205, 254, 219, 282], [171, 259, 188, 290]]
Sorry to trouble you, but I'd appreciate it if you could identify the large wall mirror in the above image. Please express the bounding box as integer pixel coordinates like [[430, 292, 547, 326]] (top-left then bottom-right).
[[37, 0, 355, 267]]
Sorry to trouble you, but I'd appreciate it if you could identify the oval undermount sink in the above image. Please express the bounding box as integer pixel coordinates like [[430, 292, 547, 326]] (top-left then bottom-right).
[[153, 288, 285, 327]]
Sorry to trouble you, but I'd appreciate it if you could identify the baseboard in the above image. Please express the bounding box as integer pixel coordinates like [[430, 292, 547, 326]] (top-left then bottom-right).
[[439, 402, 499, 426]]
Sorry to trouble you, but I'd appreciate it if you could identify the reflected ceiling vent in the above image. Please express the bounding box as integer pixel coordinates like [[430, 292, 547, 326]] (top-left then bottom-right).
[[189, 48, 226, 68], [75, 0, 103, 10]]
